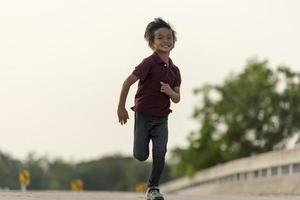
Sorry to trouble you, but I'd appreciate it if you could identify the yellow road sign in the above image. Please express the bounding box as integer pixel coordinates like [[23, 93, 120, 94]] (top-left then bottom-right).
[[135, 182, 147, 193], [71, 179, 84, 191], [19, 170, 30, 186]]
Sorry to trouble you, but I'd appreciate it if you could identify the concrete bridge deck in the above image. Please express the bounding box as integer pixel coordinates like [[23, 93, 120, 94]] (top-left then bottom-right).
[[0, 192, 300, 200]]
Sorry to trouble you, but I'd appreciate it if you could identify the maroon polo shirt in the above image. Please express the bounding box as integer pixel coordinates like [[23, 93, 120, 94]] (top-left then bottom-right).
[[131, 52, 181, 117]]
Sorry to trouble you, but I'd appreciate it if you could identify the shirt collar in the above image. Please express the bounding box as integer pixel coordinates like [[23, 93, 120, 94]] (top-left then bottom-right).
[[152, 52, 174, 68]]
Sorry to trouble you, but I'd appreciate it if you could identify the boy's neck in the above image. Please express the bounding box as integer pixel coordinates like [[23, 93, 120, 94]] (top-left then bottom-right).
[[155, 51, 170, 64]]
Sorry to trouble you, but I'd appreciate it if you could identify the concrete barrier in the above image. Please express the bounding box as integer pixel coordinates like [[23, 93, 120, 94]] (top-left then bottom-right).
[[161, 147, 300, 195]]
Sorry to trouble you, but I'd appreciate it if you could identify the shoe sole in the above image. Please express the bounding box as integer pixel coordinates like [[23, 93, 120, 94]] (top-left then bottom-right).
[[147, 197, 164, 200], [147, 198, 164, 200]]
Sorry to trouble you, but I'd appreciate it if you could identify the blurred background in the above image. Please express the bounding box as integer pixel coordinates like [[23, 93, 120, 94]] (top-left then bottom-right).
[[0, 0, 300, 191]]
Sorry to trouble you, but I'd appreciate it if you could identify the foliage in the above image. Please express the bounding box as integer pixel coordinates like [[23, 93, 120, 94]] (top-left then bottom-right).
[[0, 151, 171, 190], [0, 151, 22, 189], [172, 59, 300, 177]]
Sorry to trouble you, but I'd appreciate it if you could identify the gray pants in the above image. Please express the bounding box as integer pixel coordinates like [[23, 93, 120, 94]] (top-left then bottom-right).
[[133, 112, 168, 187]]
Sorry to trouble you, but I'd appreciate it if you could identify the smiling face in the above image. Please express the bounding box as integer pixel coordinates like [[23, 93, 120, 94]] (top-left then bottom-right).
[[150, 27, 175, 53]]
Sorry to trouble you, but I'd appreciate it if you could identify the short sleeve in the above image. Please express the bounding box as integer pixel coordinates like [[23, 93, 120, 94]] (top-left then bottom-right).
[[132, 58, 151, 82], [174, 67, 181, 87]]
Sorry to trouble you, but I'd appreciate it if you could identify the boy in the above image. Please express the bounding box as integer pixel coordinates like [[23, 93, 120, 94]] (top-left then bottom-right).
[[117, 18, 181, 200]]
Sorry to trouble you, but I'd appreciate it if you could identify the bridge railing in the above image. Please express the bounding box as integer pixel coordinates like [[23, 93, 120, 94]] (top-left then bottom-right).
[[161, 147, 300, 193]]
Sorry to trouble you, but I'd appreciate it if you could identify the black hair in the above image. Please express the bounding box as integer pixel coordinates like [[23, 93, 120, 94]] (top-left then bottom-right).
[[144, 18, 177, 46]]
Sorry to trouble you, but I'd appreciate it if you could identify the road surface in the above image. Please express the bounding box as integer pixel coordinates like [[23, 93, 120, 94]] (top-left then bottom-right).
[[0, 191, 300, 200]]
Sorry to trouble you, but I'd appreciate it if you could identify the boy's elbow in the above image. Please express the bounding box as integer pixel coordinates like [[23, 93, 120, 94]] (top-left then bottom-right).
[[123, 74, 138, 88], [172, 97, 180, 104], [123, 78, 133, 89], [172, 88, 180, 104], [122, 80, 130, 88]]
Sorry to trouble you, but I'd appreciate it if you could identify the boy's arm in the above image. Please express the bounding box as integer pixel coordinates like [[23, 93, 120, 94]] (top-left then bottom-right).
[[171, 86, 181, 103], [117, 74, 139, 125], [160, 82, 181, 103]]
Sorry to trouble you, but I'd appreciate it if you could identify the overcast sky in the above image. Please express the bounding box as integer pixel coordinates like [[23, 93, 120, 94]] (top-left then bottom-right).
[[0, 0, 299, 162]]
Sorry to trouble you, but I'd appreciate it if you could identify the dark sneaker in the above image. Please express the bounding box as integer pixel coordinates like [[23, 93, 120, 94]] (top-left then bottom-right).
[[146, 187, 164, 200]]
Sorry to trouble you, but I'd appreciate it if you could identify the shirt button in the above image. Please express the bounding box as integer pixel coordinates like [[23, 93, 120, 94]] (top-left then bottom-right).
[[164, 64, 167, 67]]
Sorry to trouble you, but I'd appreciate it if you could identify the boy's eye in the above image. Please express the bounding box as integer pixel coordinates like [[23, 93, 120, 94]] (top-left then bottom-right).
[[155, 35, 173, 40]]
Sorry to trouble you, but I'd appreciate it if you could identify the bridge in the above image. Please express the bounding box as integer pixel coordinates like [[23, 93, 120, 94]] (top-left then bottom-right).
[[161, 147, 300, 196]]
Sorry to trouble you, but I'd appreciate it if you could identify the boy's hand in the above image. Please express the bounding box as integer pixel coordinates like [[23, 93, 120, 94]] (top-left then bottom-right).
[[117, 107, 129, 125], [160, 82, 173, 96]]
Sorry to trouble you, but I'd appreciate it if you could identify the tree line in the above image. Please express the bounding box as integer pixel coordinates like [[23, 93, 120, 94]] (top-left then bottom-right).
[[0, 152, 171, 190]]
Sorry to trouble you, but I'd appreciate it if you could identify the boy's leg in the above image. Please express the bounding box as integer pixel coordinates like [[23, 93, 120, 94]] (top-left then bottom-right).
[[133, 112, 150, 161], [148, 117, 168, 187]]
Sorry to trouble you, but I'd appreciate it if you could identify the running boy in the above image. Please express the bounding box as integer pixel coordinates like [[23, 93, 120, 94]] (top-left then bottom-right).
[[117, 18, 181, 200]]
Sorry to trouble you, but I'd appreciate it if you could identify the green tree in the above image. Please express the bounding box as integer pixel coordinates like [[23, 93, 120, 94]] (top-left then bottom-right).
[[0, 151, 22, 189], [0, 151, 171, 190], [47, 159, 74, 189], [24, 153, 50, 190], [75, 155, 133, 191], [75, 155, 152, 191], [172, 59, 300, 177], [73, 155, 171, 191]]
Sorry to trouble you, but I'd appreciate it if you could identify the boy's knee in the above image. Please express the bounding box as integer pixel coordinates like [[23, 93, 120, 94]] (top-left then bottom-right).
[[134, 152, 149, 161]]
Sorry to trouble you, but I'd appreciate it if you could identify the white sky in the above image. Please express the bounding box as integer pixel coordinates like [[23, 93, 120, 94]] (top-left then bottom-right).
[[0, 0, 299, 162]]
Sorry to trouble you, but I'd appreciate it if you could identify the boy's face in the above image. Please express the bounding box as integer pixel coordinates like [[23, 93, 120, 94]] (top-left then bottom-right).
[[150, 27, 174, 53]]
